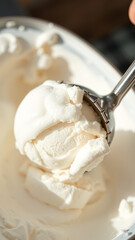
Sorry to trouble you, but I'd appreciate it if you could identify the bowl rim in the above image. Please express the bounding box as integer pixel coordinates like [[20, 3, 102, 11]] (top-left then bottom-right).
[[0, 16, 122, 76]]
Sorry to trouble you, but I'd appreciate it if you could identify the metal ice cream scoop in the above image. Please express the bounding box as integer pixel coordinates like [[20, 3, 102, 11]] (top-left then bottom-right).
[[65, 60, 135, 145]]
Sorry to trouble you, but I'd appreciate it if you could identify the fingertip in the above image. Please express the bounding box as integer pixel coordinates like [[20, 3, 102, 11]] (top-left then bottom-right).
[[129, 0, 135, 24]]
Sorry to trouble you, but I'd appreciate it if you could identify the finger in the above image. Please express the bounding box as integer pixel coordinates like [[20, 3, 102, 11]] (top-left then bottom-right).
[[129, 0, 135, 24]]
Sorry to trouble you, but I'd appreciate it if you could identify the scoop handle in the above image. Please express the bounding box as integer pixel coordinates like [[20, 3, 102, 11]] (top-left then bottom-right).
[[110, 60, 135, 110]]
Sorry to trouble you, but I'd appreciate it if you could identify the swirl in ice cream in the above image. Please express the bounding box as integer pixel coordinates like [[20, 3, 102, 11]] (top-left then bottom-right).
[[14, 80, 110, 210]]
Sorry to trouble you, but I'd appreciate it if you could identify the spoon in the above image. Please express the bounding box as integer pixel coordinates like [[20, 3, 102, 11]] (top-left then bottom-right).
[[64, 60, 135, 145]]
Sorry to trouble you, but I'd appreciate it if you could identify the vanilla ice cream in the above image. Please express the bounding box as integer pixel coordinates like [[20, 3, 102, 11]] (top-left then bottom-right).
[[14, 80, 109, 209], [0, 18, 135, 240], [112, 197, 135, 232], [0, 29, 58, 89], [22, 30, 58, 85], [0, 33, 21, 55]]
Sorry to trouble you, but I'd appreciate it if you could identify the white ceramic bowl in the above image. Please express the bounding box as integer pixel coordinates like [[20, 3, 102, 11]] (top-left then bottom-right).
[[0, 17, 135, 240]]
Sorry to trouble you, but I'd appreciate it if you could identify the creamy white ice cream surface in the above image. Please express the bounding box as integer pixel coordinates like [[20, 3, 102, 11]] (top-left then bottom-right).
[[112, 197, 135, 232], [14, 80, 109, 210], [0, 20, 135, 240]]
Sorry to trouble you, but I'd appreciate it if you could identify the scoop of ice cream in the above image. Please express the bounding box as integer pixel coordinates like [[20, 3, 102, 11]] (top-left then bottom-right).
[[14, 80, 109, 209], [112, 197, 135, 232], [14, 80, 109, 174]]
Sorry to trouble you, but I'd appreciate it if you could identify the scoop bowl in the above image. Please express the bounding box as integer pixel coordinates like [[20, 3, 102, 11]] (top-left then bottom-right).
[[64, 60, 135, 145]]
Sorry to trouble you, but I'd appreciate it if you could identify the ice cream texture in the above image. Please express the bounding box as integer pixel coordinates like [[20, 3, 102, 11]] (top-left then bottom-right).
[[14, 80, 109, 209], [112, 197, 135, 232], [0, 29, 58, 87], [0, 22, 135, 240]]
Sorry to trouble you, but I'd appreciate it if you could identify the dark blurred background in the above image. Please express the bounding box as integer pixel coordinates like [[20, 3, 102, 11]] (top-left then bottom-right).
[[0, 0, 135, 73]]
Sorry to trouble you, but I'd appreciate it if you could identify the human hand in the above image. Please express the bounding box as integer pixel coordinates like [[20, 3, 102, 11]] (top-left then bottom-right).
[[129, 0, 135, 24]]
